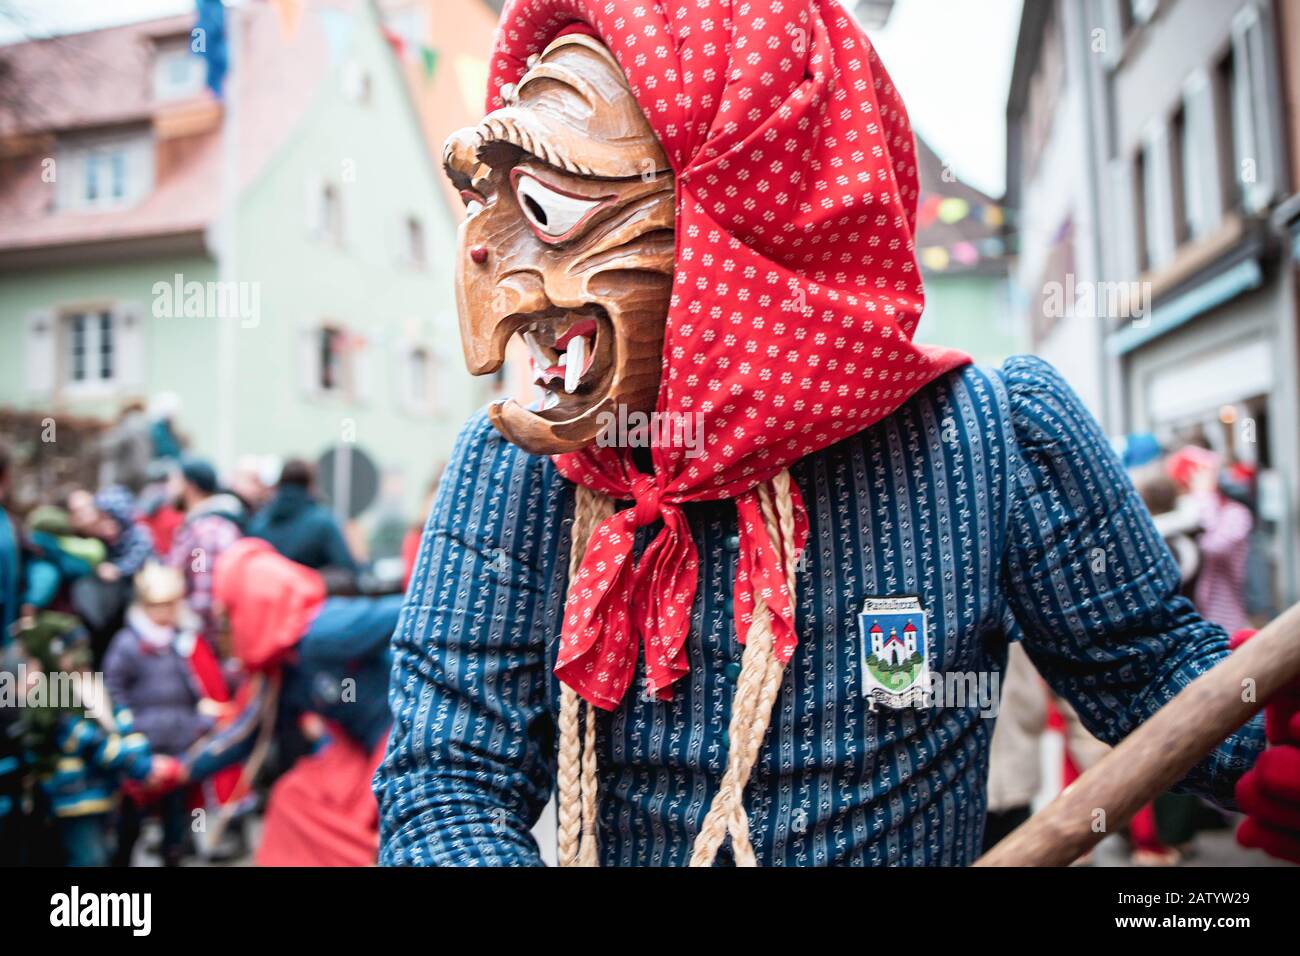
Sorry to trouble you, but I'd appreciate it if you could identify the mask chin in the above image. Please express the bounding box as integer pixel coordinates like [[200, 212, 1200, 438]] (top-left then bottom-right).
[[488, 393, 619, 455]]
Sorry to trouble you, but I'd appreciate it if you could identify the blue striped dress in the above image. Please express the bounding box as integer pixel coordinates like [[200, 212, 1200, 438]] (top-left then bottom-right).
[[375, 356, 1265, 866]]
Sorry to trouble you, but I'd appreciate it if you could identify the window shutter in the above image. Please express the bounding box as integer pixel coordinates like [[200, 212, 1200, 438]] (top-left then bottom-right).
[[1131, 0, 1160, 25], [389, 216, 407, 267], [1103, 160, 1131, 279], [24, 309, 57, 396], [115, 301, 146, 389], [1142, 125, 1175, 270], [304, 172, 323, 236], [342, 62, 370, 104], [390, 338, 410, 412], [298, 325, 321, 398], [1099, 1, 1125, 69], [351, 332, 373, 404], [338, 181, 352, 247], [1232, 4, 1276, 213]]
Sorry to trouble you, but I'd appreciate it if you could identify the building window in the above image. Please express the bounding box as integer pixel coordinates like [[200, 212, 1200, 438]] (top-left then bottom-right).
[[1221, 8, 1279, 214], [1023, 3, 1065, 178], [1134, 146, 1151, 273], [405, 216, 426, 267], [58, 132, 151, 211], [301, 325, 369, 402], [83, 148, 127, 206], [308, 179, 345, 244], [1170, 104, 1190, 247], [64, 311, 116, 385], [84, 150, 126, 205], [321, 184, 342, 242], [1174, 73, 1221, 245], [395, 339, 440, 415], [407, 346, 430, 406], [319, 326, 347, 393], [153, 40, 205, 101]]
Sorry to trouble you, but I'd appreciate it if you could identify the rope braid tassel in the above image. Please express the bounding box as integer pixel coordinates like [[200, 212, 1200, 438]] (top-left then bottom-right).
[[556, 471, 800, 867], [558, 485, 614, 867], [689, 469, 798, 867]]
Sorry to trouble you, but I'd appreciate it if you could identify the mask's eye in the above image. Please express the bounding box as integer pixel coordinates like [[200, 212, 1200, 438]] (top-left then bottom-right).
[[513, 173, 607, 242]]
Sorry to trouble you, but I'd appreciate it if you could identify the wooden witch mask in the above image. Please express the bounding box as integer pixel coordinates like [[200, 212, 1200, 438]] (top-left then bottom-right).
[[443, 32, 675, 455]]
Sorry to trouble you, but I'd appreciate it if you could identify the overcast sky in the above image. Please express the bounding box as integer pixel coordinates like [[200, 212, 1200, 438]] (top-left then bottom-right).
[[0, 0, 1021, 194], [869, 0, 1023, 196]]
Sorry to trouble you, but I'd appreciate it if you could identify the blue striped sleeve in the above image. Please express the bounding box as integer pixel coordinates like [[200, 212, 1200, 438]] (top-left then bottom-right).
[[375, 410, 570, 866], [1000, 355, 1264, 808]]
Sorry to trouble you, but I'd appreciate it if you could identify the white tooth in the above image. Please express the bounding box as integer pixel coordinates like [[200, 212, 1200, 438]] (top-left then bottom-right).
[[564, 335, 585, 393], [542, 390, 560, 410], [466, 200, 484, 216], [522, 331, 550, 369], [558, 354, 568, 366]]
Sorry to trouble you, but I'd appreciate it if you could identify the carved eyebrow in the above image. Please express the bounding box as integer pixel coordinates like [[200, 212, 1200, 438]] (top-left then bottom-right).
[[473, 115, 597, 179]]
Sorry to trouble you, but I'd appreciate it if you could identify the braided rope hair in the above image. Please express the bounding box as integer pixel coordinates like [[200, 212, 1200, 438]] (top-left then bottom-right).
[[556, 470, 799, 867]]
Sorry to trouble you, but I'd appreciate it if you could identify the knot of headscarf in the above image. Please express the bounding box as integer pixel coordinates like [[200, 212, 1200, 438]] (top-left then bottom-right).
[[630, 475, 661, 529], [556, 466, 696, 710], [555, 464, 809, 711]]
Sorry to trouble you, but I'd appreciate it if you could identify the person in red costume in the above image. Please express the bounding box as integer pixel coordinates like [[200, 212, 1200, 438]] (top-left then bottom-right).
[[171, 538, 402, 866], [1231, 628, 1300, 863]]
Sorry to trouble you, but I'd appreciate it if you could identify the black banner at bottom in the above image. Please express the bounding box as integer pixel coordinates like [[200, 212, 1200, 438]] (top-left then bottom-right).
[[8, 863, 1295, 942]]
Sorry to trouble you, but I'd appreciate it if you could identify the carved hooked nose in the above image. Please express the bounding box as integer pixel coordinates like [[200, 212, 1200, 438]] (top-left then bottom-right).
[[442, 126, 481, 192], [460, 271, 552, 376]]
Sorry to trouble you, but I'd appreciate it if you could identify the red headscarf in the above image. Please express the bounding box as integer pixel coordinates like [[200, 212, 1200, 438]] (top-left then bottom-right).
[[488, 0, 970, 710], [212, 538, 327, 672]]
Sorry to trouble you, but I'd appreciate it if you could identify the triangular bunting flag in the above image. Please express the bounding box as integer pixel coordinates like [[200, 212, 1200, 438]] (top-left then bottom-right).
[[419, 46, 438, 80], [270, 0, 305, 40], [318, 7, 355, 64]]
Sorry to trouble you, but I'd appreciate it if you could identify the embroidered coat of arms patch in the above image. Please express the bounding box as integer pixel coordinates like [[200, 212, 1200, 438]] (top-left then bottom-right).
[[859, 596, 930, 709]]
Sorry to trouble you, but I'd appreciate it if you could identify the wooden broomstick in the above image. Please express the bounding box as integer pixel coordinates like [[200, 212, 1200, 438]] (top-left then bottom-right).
[[976, 601, 1300, 866]]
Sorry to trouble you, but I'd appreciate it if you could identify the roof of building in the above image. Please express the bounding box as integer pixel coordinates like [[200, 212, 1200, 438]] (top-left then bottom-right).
[[0, 2, 352, 261]]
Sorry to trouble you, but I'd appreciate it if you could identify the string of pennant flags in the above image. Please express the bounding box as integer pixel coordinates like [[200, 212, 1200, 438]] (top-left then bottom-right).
[[915, 194, 1016, 272], [265, 0, 440, 78], [918, 237, 1010, 272], [917, 194, 1007, 231], [381, 26, 441, 79], [196, 0, 440, 83]]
